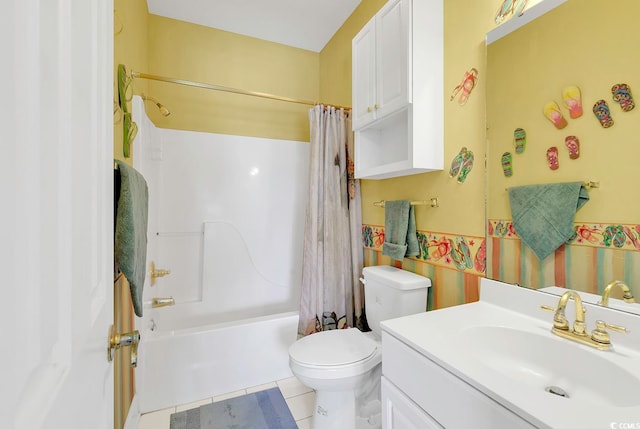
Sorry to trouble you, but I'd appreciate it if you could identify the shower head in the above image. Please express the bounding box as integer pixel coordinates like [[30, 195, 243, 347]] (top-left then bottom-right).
[[141, 93, 171, 117]]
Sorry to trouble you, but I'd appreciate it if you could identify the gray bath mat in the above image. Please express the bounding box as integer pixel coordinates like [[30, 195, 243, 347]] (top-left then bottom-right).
[[170, 387, 297, 429]]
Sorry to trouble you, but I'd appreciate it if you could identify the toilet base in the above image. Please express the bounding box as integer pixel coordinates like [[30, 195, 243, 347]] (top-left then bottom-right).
[[309, 365, 382, 429]]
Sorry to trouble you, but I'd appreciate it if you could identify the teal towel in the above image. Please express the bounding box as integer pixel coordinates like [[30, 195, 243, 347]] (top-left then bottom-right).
[[382, 200, 420, 260], [115, 160, 149, 317], [508, 182, 589, 260]]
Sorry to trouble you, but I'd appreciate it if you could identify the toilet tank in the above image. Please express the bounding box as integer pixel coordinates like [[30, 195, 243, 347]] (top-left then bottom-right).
[[363, 265, 431, 337]]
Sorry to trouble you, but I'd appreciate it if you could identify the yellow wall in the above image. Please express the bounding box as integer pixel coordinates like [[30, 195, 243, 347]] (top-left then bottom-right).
[[114, 0, 149, 163], [319, 0, 501, 305], [319, 0, 387, 107], [487, 0, 640, 223], [485, 0, 640, 297], [321, 0, 495, 240], [144, 15, 319, 142]]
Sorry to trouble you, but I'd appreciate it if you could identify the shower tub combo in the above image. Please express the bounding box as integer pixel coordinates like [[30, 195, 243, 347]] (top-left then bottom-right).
[[132, 97, 308, 412]]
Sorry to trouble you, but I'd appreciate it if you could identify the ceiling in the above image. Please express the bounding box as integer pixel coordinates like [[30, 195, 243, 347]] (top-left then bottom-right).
[[146, 0, 362, 52]]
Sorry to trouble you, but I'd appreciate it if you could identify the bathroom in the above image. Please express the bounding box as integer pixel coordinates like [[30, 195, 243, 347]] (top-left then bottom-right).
[[112, 0, 640, 428]]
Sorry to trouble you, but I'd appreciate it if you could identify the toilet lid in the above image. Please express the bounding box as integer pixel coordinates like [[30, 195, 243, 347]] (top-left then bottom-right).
[[289, 328, 377, 366]]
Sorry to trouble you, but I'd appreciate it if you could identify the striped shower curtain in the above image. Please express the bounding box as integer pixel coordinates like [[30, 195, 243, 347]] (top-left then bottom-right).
[[298, 105, 364, 336]]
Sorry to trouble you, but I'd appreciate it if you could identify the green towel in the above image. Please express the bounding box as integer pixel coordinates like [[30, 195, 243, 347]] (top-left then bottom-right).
[[508, 182, 589, 260], [382, 200, 420, 260], [115, 160, 149, 317]]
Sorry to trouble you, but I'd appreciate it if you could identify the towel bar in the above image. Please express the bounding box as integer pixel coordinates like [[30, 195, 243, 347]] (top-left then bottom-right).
[[505, 181, 599, 191], [373, 197, 439, 208]]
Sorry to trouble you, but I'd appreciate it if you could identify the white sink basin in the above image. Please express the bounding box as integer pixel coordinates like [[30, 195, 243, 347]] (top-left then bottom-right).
[[457, 325, 640, 407], [381, 278, 640, 429]]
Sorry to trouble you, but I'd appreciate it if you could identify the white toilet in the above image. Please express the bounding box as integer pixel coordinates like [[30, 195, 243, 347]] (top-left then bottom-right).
[[289, 265, 431, 429]]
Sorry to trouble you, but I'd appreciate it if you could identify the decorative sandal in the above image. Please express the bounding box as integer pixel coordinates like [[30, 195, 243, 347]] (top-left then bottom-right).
[[565, 136, 580, 159], [543, 101, 568, 129], [457, 150, 474, 183], [501, 152, 513, 177], [494, 0, 528, 24], [449, 147, 468, 177], [513, 128, 526, 153], [451, 237, 473, 271], [623, 226, 640, 249], [474, 239, 486, 273], [611, 83, 635, 112], [562, 85, 583, 119], [593, 100, 614, 128], [450, 68, 478, 105], [603, 225, 627, 248], [546, 146, 559, 170]]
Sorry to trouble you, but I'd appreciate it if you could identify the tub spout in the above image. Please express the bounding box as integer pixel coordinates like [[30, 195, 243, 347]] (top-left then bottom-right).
[[152, 297, 175, 308]]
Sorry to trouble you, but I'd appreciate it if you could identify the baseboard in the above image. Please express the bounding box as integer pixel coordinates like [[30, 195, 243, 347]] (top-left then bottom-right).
[[123, 394, 141, 429]]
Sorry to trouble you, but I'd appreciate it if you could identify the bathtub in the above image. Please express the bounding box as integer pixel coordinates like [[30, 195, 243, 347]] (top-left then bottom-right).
[[138, 311, 299, 413], [131, 97, 307, 414]]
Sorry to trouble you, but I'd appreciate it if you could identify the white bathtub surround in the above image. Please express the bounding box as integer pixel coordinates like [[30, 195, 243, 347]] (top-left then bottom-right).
[[299, 106, 363, 335], [131, 97, 309, 415]]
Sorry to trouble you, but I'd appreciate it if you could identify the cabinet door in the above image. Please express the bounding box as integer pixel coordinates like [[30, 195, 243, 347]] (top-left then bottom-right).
[[352, 19, 377, 130], [382, 377, 444, 429], [376, 0, 410, 120]]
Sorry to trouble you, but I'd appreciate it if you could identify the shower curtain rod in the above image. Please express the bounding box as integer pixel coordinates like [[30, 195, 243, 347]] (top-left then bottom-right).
[[131, 70, 351, 111]]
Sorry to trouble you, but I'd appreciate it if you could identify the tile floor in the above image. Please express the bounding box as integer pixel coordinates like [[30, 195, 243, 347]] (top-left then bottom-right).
[[138, 376, 315, 429]]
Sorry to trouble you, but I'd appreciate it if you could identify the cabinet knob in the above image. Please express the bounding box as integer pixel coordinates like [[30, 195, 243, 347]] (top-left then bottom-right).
[[374, 104, 379, 110], [367, 106, 371, 113]]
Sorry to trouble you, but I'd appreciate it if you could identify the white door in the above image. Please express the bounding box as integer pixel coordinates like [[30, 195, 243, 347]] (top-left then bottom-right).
[[1, 1, 115, 428]]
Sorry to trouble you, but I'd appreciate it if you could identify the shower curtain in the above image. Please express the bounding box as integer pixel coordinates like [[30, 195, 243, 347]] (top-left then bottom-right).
[[298, 105, 364, 335]]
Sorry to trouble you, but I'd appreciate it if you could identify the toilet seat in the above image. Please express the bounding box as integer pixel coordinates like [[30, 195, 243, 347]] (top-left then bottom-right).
[[289, 328, 381, 380], [290, 328, 377, 366]]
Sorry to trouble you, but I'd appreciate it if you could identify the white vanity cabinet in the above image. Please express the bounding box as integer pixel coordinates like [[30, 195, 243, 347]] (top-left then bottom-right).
[[352, 0, 443, 179], [381, 377, 443, 429], [381, 332, 536, 429]]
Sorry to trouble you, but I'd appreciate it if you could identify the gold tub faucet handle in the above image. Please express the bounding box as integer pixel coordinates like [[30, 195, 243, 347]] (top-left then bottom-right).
[[150, 261, 171, 286]]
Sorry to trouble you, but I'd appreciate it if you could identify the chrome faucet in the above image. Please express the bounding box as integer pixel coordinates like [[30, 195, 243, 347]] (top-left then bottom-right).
[[600, 280, 636, 306], [541, 290, 628, 350]]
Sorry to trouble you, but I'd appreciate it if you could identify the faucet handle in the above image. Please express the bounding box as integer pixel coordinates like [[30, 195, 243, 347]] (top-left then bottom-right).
[[540, 305, 569, 330], [591, 320, 629, 345]]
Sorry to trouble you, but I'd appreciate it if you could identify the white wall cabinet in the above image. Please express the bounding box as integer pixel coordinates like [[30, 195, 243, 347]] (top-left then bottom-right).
[[381, 332, 537, 429], [352, 0, 443, 179], [352, 0, 409, 130]]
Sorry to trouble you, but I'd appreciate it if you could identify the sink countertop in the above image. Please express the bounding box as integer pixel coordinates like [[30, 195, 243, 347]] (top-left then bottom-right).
[[381, 278, 640, 429]]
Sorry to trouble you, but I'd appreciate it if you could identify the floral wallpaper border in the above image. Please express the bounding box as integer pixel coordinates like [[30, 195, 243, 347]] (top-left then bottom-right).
[[362, 224, 486, 275], [488, 219, 640, 251]]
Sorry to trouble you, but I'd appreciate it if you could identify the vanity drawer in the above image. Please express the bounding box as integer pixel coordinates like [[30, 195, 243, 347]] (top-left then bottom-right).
[[382, 332, 536, 429]]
